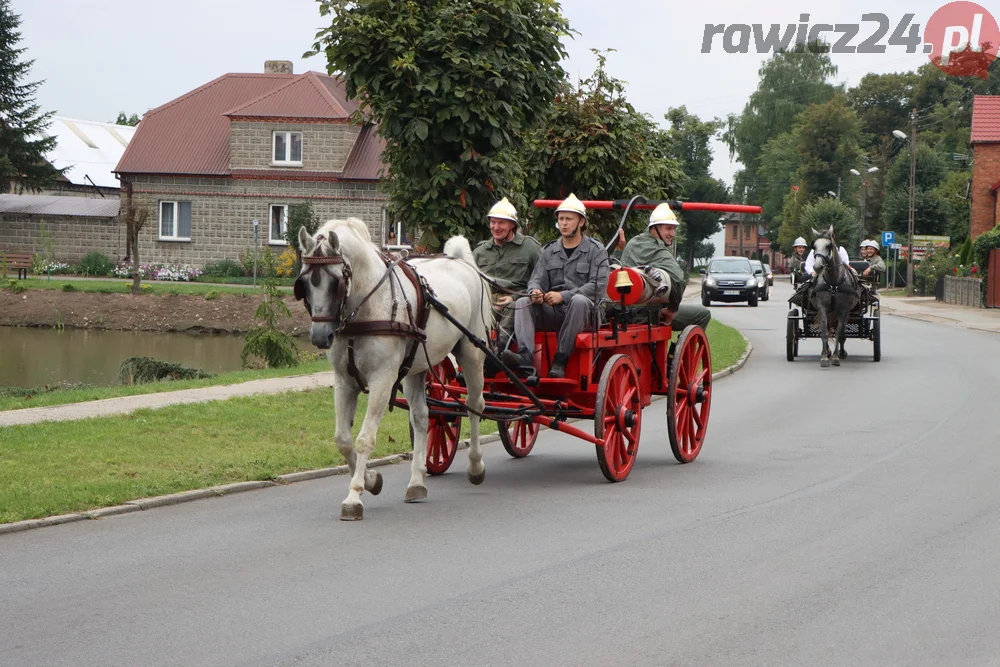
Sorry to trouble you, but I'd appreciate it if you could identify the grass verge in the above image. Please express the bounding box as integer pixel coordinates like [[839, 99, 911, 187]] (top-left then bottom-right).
[[1, 322, 748, 524], [706, 319, 746, 372], [0, 360, 330, 412]]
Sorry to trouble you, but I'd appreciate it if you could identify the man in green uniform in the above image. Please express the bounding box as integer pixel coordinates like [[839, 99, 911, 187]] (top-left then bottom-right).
[[620, 203, 711, 331], [473, 197, 541, 349], [859, 239, 886, 291]]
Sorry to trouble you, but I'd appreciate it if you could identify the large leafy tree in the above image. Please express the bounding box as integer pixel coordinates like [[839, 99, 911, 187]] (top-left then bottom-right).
[[846, 71, 918, 156], [0, 0, 62, 192], [723, 44, 838, 203], [307, 0, 570, 247], [662, 106, 729, 267], [796, 197, 859, 249], [520, 51, 684, 242], [794, 95, 863, 201], [879, 143, 951, 237]]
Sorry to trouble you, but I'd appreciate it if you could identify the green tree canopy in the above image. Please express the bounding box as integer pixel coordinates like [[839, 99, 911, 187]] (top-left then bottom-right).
[[0, 0, 62, 192], [794, 95, 863, 201], [520, 51, 684, 241], [113, 112, 141, 126], [723, 44, 838, 202], [307, 0, 570, 246], [798, 197, 859, 249]]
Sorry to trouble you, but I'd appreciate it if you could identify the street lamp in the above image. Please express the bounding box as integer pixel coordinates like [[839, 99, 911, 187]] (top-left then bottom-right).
[[849, 166, 879, 249], [892, 113, 917, 296]]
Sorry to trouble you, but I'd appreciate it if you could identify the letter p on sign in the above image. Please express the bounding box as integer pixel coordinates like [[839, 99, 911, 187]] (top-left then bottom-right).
[[925, 2, 999, 78]]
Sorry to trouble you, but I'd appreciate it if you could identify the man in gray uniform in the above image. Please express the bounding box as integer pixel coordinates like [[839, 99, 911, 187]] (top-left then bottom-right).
[[502, 193, 609, 378]]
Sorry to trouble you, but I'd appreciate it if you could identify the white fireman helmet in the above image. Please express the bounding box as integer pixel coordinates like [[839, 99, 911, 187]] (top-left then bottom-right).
[[487, 197, 518, 223], [647, 203, 679, 228]]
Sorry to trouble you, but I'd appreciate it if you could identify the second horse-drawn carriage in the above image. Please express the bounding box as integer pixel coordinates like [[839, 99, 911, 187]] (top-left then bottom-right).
[[786, 259, 882, 363]]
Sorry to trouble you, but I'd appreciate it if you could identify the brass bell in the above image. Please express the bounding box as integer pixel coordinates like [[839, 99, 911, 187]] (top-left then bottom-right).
[[614, 269, 633, 294]]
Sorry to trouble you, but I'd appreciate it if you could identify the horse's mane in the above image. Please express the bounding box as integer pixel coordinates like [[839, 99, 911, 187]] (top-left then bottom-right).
[[316, 217, 372, 243]]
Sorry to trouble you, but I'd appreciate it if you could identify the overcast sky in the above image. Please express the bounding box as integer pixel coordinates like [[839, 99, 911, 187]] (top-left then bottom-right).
[[15, 0, 960, 195]]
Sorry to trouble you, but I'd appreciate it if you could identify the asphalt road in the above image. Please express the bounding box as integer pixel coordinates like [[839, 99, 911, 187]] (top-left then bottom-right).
[[4, 279, 1000, 667]]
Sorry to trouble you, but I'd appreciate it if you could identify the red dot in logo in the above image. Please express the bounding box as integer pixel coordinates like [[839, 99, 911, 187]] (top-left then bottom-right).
[[924, 1, 999, 78]]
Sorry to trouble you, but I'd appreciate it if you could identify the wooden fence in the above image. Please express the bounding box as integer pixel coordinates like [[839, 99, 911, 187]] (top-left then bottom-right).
[[942, 276, 982, 308]]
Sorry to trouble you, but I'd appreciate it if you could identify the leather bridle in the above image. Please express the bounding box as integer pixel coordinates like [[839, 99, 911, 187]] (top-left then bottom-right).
[[294, 254, 352, 325]]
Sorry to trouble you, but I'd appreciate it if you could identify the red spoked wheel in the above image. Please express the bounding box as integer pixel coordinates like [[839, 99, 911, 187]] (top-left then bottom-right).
[[498, 419, 540, 458], [594, 354, 642, 482], [667, 325, 713, 463], [424, 358, 462, 475]]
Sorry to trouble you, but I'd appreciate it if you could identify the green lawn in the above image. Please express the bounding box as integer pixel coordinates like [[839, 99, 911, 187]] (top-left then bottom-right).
[[1, 321, 748, 524]]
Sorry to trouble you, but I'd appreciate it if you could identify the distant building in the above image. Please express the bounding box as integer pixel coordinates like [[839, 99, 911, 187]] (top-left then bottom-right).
[[114, 60, 386, 267], [720, 212, 788, 269], [42, 116, 137, 198]]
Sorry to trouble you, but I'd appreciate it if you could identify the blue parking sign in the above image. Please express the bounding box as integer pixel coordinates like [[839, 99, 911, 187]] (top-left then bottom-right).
[[881, 231, 895, 246]]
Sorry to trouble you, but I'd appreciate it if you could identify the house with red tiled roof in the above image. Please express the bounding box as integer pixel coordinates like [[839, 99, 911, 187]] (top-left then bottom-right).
[[970, 95, 1000, 240], [114, 60, 387, 267]]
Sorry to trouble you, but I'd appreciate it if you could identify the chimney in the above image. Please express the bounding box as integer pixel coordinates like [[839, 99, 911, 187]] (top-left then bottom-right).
[[264, 60, 293, 74]]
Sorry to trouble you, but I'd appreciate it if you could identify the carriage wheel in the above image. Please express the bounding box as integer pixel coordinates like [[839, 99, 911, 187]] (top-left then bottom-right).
[[423, 358, 462, 475], [594, 354, 642, 482], [872, 316, 881, 362], [498, 419, 539, 458], [786, 313, 798, 362], [667, 326, 713, 464]]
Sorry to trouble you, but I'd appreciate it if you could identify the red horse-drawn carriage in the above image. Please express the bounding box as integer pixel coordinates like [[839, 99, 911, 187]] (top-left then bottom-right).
[[397, 196, 762, 482]]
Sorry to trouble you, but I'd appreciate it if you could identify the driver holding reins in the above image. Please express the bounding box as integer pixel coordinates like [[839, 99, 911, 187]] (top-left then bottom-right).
[[502, 193, 609, 378]]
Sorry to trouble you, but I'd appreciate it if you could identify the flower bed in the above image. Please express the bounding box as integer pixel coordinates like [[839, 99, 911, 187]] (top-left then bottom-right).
[[112, 262, 203, 281]]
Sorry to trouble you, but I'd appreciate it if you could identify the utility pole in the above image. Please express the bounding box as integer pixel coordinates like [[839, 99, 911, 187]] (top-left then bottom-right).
[[906, 109, 917, 297], [738, 212, 744, 257]]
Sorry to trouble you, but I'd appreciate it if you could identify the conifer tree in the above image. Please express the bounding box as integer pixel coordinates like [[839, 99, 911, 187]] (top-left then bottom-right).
[[0, 0, 61, 192]]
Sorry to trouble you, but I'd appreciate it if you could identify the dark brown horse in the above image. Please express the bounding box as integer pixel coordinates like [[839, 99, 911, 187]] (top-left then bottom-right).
[[809, 226, 859, 368]]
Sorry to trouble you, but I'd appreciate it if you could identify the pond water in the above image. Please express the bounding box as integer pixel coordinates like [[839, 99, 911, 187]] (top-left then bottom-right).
[[0, 326, 251, 388]]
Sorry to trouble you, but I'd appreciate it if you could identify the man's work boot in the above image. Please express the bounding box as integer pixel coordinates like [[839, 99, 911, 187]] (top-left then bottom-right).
[[548, 352, 570, 379], [501, 348, 533, 370]]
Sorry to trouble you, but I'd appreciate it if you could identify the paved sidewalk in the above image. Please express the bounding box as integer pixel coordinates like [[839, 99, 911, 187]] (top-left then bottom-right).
[[0, 372, 335, 427], [877, 294, 1000, 335]]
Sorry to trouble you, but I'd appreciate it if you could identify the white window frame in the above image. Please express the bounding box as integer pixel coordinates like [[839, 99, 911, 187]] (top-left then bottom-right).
[[272, 131, 303, 166], [158, 200, 192, 241], [269, 204, 289, 245], [384, 220, 412, 251]]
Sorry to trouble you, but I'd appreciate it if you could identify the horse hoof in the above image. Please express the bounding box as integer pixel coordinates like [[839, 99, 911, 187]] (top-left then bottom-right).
[[404, 485, 427, 503], [820, 359, 830, 368], [340, 503, 364, 521], [839, 350, 848, 359], [368, 471, 383, 496], [832, 357, 840, 366], [468, 469, 486, 485]]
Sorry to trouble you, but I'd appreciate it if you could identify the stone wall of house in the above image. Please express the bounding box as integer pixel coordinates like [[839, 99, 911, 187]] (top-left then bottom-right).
[[0, 214, 124, 264], [120, 175, 387, 267], [229, 122, 361, 172], [971, 143, 1000, 239]]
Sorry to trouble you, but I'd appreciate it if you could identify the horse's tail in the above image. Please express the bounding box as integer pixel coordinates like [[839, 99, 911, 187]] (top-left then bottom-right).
[[443, 236, 475, 265]]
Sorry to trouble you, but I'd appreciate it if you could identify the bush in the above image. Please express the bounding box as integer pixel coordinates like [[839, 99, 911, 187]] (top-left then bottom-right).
[[202, 259, 246, 278], [276, 248, 297, 277], [79, 252, 114, 277], [204, 290, 219, 301], [119, 357, 215, 385], [914, 249, 957, 294], [61, 283, 76, 292]]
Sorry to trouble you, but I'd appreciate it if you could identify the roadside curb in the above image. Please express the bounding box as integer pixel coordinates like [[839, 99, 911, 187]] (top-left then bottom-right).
[[0, 334, 751, 536]]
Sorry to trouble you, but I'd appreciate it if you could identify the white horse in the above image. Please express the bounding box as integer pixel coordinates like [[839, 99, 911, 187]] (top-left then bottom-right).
[[295, 219, 491, 520]]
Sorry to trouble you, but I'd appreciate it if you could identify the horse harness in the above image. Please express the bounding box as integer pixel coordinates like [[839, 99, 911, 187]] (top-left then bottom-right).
[[295, 248, 434, 401]]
